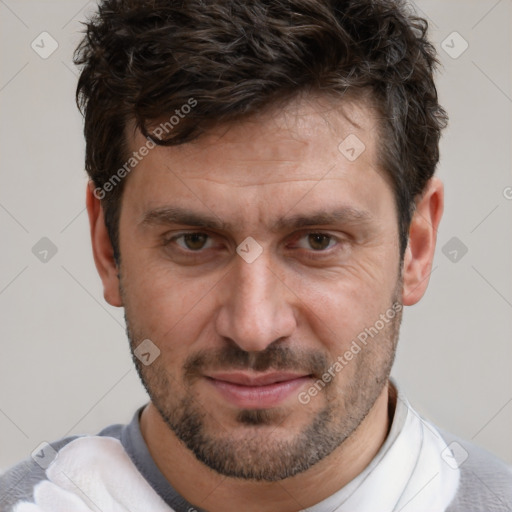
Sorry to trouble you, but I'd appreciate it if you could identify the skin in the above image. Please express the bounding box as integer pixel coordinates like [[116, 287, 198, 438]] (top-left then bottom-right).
[[87, 94, 443, 512]]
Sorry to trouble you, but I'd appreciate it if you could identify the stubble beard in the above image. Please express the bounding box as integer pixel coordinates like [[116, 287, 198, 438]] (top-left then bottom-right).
[[123, 284, 402, 481]]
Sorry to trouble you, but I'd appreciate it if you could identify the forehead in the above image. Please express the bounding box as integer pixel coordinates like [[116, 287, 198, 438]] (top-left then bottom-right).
[[121, 93, 393, 231], [126, 93, 381, 185]]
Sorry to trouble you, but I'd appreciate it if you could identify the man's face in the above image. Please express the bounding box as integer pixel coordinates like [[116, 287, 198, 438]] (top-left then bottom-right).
[[117, 95, 403, 480]]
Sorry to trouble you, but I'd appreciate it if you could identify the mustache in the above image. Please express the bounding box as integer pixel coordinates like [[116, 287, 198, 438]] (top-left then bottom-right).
[[183, 343, 330, 380]]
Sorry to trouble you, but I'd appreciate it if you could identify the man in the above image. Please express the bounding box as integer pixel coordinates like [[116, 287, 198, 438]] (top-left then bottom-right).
[[1, 0, 511, 511]]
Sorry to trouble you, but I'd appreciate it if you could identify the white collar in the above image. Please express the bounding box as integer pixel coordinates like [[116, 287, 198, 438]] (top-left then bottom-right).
[[306, 381, 460, 512]]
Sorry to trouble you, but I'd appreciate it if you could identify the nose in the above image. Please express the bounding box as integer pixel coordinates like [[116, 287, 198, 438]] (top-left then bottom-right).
[[215, 252, 297, 353]]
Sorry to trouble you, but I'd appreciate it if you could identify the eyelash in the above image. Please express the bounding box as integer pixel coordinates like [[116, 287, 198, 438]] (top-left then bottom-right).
[[163, 231, 343, 257]]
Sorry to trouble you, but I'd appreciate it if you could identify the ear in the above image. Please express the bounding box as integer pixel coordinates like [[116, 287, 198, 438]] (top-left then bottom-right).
[[402, 177, 444, 306], [86, 182, 123, 307]]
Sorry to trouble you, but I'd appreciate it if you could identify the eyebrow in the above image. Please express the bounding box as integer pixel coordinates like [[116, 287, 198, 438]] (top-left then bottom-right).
[[140, 205, 373, 233]]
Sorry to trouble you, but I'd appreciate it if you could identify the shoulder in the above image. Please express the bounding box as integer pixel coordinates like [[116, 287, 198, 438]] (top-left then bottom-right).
[[0, 435, 79, 512], [439, 429, 512, 512], [0, 424, 123, 512]]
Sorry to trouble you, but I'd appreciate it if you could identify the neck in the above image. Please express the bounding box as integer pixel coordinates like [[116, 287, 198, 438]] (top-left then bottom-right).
[[140, 382, 393, 512]]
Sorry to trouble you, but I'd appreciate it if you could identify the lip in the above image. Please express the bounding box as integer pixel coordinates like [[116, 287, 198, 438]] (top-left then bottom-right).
[[204, 372, 311, 409]]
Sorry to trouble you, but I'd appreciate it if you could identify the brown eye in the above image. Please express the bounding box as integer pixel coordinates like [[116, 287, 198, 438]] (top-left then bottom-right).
[[182, 233, 209, 250], [167, 233, 213, 251], [307, 233, 333, 250]]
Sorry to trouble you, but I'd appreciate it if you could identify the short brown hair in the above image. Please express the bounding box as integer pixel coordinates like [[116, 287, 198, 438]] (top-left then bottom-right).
[[74, 0, 448, 263]]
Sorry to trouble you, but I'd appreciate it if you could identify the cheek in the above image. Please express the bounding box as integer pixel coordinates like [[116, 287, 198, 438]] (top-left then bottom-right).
[[121, 258, 222, 353], [293, 256, 398, 354]]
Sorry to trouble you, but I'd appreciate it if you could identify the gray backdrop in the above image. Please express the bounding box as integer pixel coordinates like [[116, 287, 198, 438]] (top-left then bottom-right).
[[1, 0, 511, 472]]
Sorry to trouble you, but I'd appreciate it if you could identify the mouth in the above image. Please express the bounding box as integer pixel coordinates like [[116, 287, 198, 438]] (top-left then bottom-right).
[[204, 371, 312, 409]]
